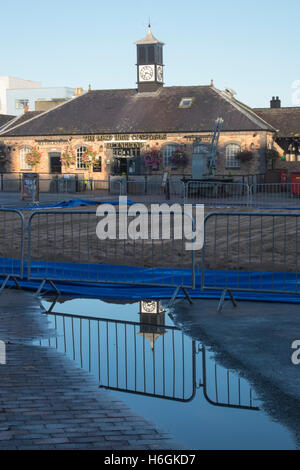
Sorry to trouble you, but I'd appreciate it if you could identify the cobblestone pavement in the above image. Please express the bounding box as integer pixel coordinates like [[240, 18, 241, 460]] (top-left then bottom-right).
[[0, 290, 180, 450]]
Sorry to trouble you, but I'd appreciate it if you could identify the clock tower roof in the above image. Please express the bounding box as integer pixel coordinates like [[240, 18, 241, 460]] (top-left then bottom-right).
[[134, 26, 165, 45]]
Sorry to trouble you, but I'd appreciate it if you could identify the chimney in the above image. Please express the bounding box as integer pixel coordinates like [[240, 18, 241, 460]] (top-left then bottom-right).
[[72, 87, 83, 99], [270, 96, 281, 108]]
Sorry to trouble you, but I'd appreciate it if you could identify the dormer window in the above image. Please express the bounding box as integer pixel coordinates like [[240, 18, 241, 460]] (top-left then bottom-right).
[[179, 97, 194, 108]]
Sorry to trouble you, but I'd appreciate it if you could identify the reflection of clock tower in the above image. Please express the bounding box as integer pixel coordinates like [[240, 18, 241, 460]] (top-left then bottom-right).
[[134, 24, 164, 93]]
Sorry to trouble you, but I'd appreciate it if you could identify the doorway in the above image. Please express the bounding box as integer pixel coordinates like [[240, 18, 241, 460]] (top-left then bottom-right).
[[111, 146, 141, 176], [49, 152, 62, 174]]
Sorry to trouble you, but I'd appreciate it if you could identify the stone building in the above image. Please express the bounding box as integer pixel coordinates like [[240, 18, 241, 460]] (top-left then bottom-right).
[[0, 27, 276, 182], [255, 97, 300, 176]]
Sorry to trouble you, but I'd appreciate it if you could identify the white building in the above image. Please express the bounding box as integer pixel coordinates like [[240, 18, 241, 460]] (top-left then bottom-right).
[[0, 76, 76, 116], [7, 86, 76, 115], [0, 76, 41, 115]]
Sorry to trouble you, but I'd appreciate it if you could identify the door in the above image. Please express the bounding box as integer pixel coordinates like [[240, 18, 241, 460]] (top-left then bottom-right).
[[49, 152, 62, 174], [111, 147, 141, 176]]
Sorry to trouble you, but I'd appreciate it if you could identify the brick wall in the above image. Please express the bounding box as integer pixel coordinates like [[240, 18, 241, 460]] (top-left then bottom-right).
[[2, 130, 272, 178]]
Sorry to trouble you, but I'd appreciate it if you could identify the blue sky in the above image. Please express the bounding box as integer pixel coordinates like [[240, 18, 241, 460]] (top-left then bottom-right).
[[2, 0, 300, 107]]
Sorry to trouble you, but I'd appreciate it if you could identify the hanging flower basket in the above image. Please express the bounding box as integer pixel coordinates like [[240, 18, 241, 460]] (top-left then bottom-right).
[[236, 150, 254, 162], [170, 148, 189, 168], [25, 147, 41, 169], [82, 147, 98, 168], [144, 149, 162, 171], [61, 147, 75, 168]]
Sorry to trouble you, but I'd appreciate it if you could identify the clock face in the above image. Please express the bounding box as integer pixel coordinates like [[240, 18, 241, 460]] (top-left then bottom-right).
[[157, 65, 163, 82], [139, 65, 154, 82], [140, 301, 157, 313]]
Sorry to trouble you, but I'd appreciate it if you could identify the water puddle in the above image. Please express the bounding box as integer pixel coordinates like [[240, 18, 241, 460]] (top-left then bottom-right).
[[34, 297, 296, 450]]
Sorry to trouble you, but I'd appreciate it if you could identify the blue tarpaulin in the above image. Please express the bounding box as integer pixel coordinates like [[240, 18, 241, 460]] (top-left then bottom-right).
[[1, 258, 300, 303], [22, 199, 134, 210]]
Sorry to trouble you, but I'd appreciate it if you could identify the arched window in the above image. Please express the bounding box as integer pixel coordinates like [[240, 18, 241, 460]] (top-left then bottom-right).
[[225, 144, 241, 169], [20, 146, 32, 170], [163, 144, 178, 166], [76, 146, 88, 169]]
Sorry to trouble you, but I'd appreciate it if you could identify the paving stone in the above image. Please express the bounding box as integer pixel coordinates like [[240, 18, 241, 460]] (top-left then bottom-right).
[[0, 290, 180, 450]]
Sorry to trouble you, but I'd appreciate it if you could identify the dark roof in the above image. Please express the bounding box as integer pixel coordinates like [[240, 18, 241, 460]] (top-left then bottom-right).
[[254, 107, 300, 138], [0, 114, 16, 129], [2, 111, 42, 132], [1, 86, 275, 137]]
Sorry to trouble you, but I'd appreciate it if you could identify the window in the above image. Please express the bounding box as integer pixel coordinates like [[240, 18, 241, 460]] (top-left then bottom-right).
[[20, 147, 32, 170], [179, 97, 194, 108], [76, 146, 88, 169], [15, 99, 29, 110], [225, 144, 241, 168], [163, 144, 177, 166]]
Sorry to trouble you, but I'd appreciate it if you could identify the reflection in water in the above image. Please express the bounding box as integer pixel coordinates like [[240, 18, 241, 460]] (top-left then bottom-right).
[[38, 299, 258, 409], [35, 297, 296, 449]]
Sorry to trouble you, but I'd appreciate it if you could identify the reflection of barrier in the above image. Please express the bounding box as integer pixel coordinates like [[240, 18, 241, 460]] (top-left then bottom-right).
[[40, 311, 196, 402], [184, 181, 250, 207], [201, 347, 259, 410], [38, 309, 259, 411], [0, 209, 24, 292], [201, 212, 300, 311], [27, 209, 195, 302]]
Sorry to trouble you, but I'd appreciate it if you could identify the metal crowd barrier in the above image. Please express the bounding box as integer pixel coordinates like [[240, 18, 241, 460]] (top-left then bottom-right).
[[0, 178, 21, 192], [123, 178, 185, 203], [250, 182, 300, 207], [183, 181, 300, 208], [184, 181, 250, 207], [0, 178, 122, 203], [0, 209, 25, 292], [27, 209, 195, 301], [38, 178, 122, 201], [201, 212, 300, 310]]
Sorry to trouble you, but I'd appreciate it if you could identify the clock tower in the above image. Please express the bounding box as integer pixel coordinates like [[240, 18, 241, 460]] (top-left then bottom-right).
[[134, 25, 165, 93]]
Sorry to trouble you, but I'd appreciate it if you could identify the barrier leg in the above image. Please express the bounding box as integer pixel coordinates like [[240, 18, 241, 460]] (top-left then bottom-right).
[[217, 289, 237, 313], [35, 280, 46, 296], [0, 275, 21, 294], [39, 294, 60, 314], [168, 285, 193, 307], [35, 279, 61, 297], [0, 275, 10, 294]]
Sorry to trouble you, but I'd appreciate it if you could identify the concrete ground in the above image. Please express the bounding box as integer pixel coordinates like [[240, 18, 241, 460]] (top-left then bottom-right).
[[0, 192, 121, 209], [0, 290, 180, 450], [1, 189, 300, 209], [172, 297, 300, 447]]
